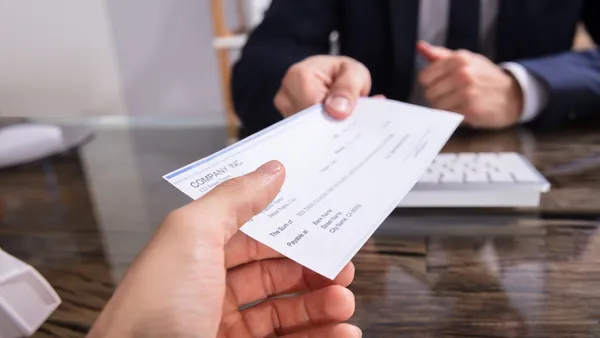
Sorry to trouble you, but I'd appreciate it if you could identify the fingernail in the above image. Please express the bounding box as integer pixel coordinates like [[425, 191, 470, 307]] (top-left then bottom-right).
[[256, 161, 282, 175], [327, 95, 351, 113], [353, 326, 363, 337]]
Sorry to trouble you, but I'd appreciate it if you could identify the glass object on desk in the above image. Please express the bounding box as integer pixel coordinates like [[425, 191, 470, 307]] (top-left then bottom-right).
[[0, 123, 92, 169]]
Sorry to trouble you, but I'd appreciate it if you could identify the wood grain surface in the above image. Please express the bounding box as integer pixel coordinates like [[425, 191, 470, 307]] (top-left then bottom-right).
[[1, 123, 599, 337]]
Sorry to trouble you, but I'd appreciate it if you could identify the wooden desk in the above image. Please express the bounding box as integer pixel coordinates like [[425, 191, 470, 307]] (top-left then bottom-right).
[[1, 121, 599, 337]]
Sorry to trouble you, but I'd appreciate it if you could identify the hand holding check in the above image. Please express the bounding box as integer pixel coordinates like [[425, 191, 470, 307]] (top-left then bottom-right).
[[89, 161, 359, 338], [274, 55, 375, 119], [91, 98, 462, 337], [164, 98, 462, 279]]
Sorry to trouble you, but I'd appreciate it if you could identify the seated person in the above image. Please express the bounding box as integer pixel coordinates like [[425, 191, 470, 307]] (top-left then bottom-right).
[[232, 0, 600, 137]]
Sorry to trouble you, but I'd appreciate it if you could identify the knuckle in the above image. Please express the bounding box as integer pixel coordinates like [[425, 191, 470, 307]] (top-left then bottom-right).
[[218, 176, 262, 220], [282, 63, 313, 92], [292, 68, 312, 88], [424, 88, 436, 102], [259, 260, 276, 296], [285, 62, 303, 78], [247, 235, 262, 262], [285, 63, 311, 87], [304, 54, 325, 63], [340, 55, 360, 67], [420, 70, 435, 86], [355, 60, 370, 77], [456, 49, 471, 58], [360, 66, 372, 89], [273, 92, 285, 110], [466, 86, 478, 97], [464, 102, 480, 116], [218, 176, 248, 195], [343, 57, 371, 81], [465, 87, 479, 100], [163, 207, 219, 241], [459, 89, 474, 104], [457, 68, 474, 85], [455, 50, 472, 65], [281, 70, 297, 90]]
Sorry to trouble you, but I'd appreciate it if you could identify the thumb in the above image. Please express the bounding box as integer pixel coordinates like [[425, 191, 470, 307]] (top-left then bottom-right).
[[184, 161, 286, 244], [325, 58, 371, 119], [417, 40, 452, 62]]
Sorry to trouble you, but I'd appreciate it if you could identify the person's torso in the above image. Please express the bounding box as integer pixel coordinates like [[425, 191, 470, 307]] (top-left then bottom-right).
[[336, 0, 585, 101]]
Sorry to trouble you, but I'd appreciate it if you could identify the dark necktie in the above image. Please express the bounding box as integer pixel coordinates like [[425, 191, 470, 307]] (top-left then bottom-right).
[[447, 0, 481, 53]]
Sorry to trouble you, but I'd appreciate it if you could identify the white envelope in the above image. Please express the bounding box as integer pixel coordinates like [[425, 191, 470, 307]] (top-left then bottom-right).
[[164, 98, 462, 279]]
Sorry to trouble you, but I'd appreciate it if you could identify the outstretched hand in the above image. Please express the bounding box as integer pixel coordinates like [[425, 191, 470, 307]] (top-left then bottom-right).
[[88, 161, 360, 338]]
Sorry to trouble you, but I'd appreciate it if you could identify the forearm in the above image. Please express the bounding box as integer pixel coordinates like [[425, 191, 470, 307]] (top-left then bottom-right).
[[515, 48, 600, 125], [232, 51, 308, 135], [230, 0, 338, 135]]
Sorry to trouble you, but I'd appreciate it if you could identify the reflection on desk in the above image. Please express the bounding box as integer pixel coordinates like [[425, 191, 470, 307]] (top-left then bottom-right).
[[0, 120, 599, 337]]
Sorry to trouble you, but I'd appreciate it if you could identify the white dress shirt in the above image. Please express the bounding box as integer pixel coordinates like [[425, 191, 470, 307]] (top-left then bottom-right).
[[413, 0, 548, 122]]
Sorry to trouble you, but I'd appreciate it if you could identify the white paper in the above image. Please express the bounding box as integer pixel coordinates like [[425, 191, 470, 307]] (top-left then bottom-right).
[[163, 98, 463, 279]]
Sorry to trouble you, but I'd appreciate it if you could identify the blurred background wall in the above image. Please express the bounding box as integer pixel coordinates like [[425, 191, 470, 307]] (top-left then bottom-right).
[[0, 1, 125, 117], [0, 0, 239, 124]]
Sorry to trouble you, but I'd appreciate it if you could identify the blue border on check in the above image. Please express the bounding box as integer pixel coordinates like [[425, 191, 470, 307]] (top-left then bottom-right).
[[164, 104, 323, 180]]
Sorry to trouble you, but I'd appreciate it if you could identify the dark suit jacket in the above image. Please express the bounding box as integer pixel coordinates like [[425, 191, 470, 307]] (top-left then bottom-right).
[[232, 0, 600, 135]]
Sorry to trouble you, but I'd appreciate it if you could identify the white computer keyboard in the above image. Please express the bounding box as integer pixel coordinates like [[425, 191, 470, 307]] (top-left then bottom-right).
[[399, 152, 550, 208]]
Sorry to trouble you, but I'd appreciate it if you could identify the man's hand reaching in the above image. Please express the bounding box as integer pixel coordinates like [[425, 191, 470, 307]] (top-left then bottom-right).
[[275, 55, 372, 119], [417, 41, 524, 129]]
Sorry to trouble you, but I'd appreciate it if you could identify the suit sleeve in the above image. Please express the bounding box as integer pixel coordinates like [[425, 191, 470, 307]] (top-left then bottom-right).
[[516, 0, 600, 126], [231, 0, 339, 135]]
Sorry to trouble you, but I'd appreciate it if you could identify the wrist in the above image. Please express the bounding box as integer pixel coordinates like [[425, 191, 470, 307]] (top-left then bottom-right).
[[500, 62, 549, 123], [504, 71, 524, 123], [88, 310, 134, 338]]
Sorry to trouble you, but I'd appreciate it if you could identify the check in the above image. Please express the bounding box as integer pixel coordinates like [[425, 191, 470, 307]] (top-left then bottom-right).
[[163, 98, 462, 279]]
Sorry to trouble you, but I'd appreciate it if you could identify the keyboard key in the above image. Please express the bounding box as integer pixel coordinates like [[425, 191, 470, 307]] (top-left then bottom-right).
[[443, 166, 457, 174], [435, 153, 457, 163], [511, 168, 541, 183], [499, 152, 522, 162], [440, 172, 464, 183], [471, 163, 490, 172], [428, 166, 444, 176], [499, 153, 541, 183], [419, 172, 440, 183], [465, 171, 489, 183], [427, 152, 546, 186], [489, 171, 514, 183], [479, 153, 501, 167], [499, 153, 531, 168], [457, 153, 477, 162]]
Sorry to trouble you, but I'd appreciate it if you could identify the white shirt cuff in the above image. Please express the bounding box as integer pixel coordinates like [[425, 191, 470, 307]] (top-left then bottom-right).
[[500, 62, 549, 123]]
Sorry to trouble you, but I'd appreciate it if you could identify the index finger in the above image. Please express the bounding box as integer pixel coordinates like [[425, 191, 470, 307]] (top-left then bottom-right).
[[239, 285, 356, 338], [226, 259, 355, 309]]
